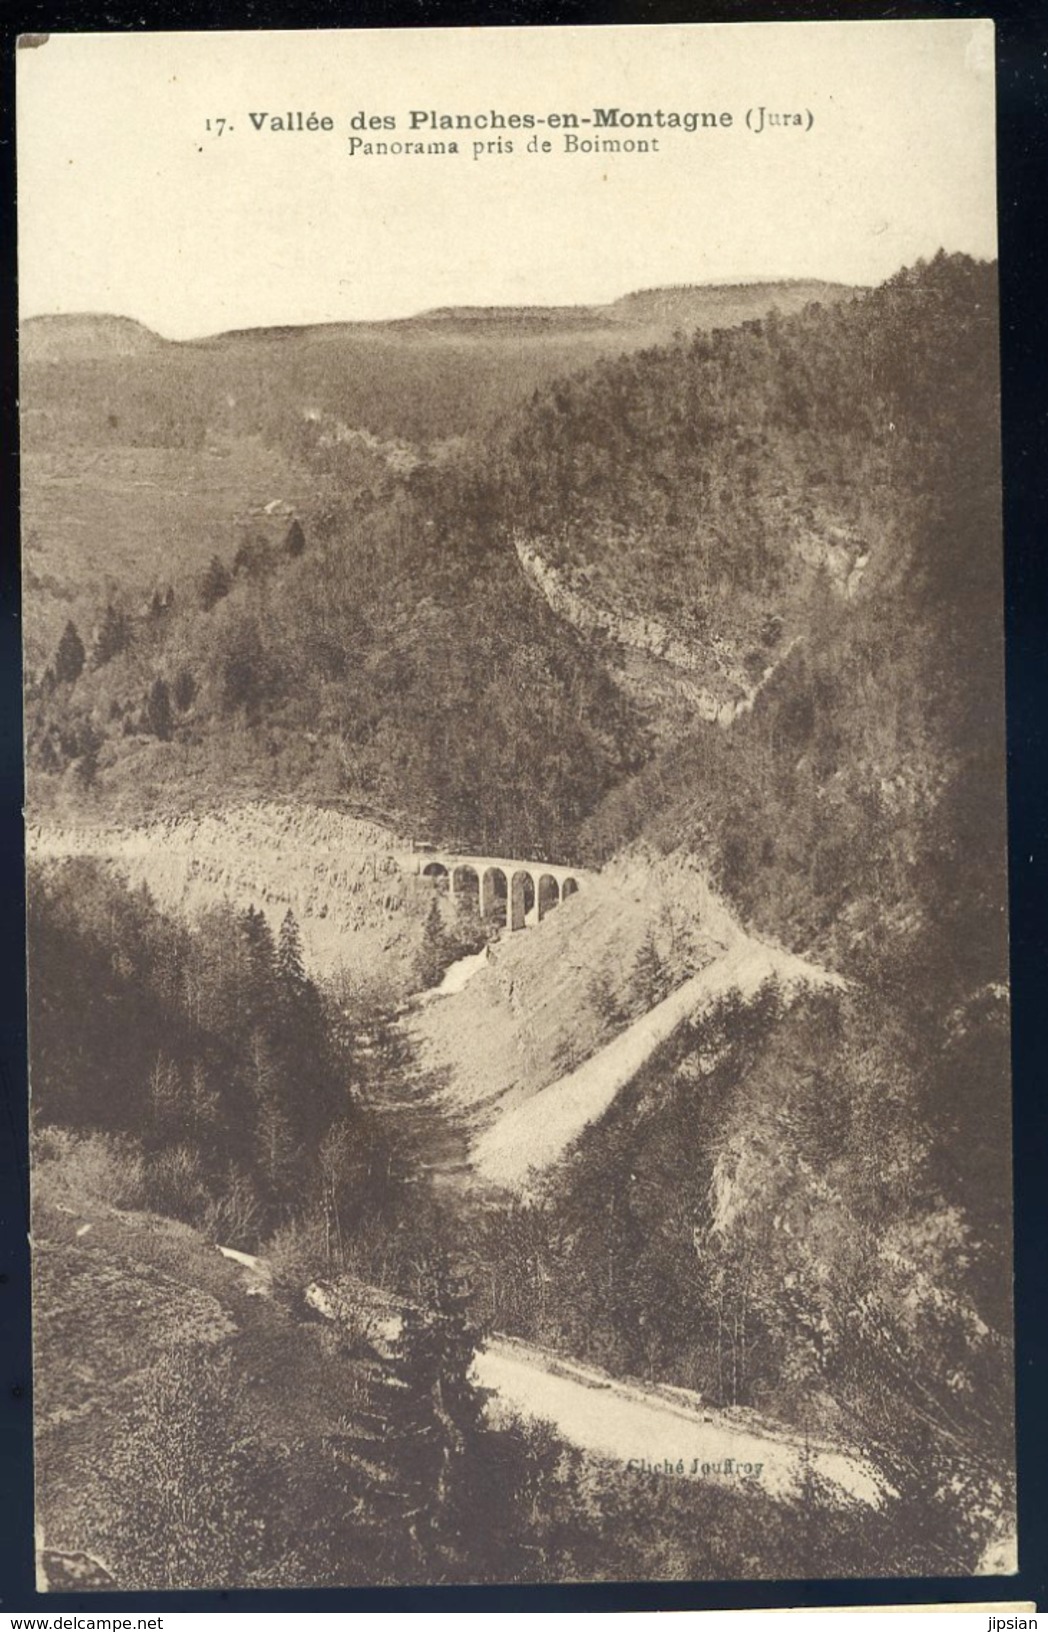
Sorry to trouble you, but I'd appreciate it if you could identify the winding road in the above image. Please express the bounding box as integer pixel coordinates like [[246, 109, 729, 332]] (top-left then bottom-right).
[[473, 1335, 891, 1509]]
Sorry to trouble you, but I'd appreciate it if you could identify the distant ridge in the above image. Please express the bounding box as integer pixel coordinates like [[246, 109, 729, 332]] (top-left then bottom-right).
[[21, 313, 166, 361], [605, 279, 861, 326], [21, 280, 863, 362], [206, 280, 860, 344]]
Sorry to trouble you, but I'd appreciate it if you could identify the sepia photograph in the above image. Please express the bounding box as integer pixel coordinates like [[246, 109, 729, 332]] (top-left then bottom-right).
[[17, 20, 1015, 1592]]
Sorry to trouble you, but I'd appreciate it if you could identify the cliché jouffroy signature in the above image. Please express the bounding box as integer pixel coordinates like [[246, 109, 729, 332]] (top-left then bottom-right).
[[626, 1457, 764, 1479]]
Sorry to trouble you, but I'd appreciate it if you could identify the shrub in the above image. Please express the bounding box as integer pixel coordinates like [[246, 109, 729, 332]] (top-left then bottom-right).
[[33, 1127, 146, 1211], [201, 1167, 267, 1251], [85, 1347, 302, 1588], [142, 1145, 210, 1224], [265, 1211, 329, 1292]]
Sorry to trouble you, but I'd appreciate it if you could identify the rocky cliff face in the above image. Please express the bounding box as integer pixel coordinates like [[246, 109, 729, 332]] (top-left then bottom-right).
[[514, 538, 781, 731], [28, 802, 439, 1000]]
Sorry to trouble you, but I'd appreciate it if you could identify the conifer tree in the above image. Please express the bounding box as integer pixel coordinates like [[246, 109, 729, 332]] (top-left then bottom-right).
[[255, 1089, 296, 1204], [73, 721, 103, 787], [188, 1058, 221, 1143], [53, 620, 86, 684], [276, 909, 307, 996], [199, 554, 232, 611], [414, 896, 451, 991], [368, 1264, 490, 1579], [146, 676, 173, 741], [285, 517, 306, 558], [273, 907, 341, 1145], [242, 903, 275, 976], [148, 1052, 183, 1141], [246, 1026, 296, 1206], [92, 602, 132, 668], [235, 905, 277, 1040], [172, 667, 197, 712], [631, 927, 668, 1013]]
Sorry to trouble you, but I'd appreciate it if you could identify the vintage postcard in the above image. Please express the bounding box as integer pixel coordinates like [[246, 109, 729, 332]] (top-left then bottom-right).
[[18, 21, 1013, 1590]]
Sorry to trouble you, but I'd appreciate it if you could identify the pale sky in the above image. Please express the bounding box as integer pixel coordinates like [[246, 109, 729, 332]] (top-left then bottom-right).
[[17, 21, 997, 338]]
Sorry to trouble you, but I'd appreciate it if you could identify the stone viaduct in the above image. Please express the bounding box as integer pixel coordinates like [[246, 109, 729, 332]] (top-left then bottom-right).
[[414, 849, 587, 931]]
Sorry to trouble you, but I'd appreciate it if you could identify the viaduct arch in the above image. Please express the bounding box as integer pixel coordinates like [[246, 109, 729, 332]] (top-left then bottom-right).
[[416, 850, 585, 931]]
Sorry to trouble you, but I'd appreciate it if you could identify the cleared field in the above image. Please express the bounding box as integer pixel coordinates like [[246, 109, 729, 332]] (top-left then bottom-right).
[[21, 437, 320, 662]]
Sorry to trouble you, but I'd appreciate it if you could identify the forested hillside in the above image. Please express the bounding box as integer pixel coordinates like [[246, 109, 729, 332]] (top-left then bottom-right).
[[26, 256, 1002, 895], [26, 501, 643, 854], [468, 255, 1009, 1569], [28, 861, 386, 1247]]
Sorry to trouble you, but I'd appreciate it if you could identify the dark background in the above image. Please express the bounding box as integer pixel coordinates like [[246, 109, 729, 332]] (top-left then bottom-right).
[[1, 0, 1045, 1613]]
